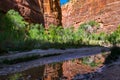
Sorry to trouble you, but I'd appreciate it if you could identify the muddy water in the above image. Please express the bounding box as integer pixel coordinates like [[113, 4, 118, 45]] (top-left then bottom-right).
[[0, 57, 104, 80]]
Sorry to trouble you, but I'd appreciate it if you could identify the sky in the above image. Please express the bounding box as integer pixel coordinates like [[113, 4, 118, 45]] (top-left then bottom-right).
[[60, 0, 69, 5]]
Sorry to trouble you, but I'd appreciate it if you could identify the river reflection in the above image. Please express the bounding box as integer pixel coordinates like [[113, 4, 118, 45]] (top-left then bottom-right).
[[0, 58, 100, 80]]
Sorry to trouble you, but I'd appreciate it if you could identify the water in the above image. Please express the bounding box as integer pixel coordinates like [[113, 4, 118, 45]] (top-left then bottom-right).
[[0, 57, 103, 80]]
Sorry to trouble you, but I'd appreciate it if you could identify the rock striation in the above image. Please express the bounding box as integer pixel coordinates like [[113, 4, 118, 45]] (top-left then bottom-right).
[[62, 0, 120, 32], [1, 0, 120, 30], [0, 0, 62, 27]]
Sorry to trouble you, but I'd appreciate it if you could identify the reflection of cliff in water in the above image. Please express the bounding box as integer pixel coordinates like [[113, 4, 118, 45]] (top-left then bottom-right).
[[0, 58, 103, 80], [43, 63, 63, 80], [62, 59, 95, 80]]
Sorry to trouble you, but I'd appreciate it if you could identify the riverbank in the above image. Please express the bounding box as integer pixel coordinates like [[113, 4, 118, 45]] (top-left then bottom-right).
[[73, 46, 120, 80], [73, 57, 120, 80], [0, 47, 109, 75]]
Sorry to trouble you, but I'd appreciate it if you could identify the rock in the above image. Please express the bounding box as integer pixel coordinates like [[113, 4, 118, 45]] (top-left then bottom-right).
[[86, 25, 93, 33], [94, 62, 120, 80], [74, 74, 84, 79], [87, 56, 95, 64], [73, 73, 95, 80], [62, 0, 120, 33], [27, 75, 31, 80], [0, 0, 62, 27]]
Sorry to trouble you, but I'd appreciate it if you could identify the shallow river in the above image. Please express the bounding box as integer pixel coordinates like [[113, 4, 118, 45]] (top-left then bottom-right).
[[0, 56, 103, 80]]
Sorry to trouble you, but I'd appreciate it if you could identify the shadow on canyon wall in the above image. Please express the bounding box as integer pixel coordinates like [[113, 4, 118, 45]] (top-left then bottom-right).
[[26, 0, 45, 26], [54, 0, 62, 26], [0, 0, 45, 26]]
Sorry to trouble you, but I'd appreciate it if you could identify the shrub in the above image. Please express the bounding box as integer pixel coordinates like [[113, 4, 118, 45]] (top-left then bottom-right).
[[0, 10, 29, 51], [0, 10, 27, 41], [108, 26, 120, 45], [80, 20, 100, 31], [0, 10, 114, 51], [87, 20, 100, 27], [29, 24, 44, 39]]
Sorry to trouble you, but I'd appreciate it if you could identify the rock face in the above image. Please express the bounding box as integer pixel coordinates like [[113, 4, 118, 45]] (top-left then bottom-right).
[[0, 0, 62, 27], [62, 0, 120, 32]]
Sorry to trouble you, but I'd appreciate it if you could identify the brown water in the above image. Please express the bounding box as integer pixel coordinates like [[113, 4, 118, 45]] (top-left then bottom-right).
[[0, 57, 102, 80]]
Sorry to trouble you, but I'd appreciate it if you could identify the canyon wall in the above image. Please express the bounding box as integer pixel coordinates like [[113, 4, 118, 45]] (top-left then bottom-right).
[[1, 0, 120, 30], [0, 0, 62, 27], [62, 0, 120, 32]]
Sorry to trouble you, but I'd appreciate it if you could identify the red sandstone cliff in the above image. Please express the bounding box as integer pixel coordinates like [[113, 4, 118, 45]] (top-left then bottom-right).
[[62, 0, 120, 32], [1, 0, 120, 30], [0, 0, 62, 27]]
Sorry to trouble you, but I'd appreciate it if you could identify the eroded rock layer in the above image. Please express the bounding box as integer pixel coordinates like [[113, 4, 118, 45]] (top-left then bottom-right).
[[0, 0, 62, 27], [62, 0, 120, 32]]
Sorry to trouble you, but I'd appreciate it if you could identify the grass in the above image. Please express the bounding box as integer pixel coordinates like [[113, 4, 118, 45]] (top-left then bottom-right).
[[1, 53, 61, 64]]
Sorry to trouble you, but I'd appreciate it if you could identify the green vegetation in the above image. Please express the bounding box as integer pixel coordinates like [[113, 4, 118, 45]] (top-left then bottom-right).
[[108, 26, 120, 45], [9, 73, 22, 80], [0, 10, 120, 53], [80, 20, 100, 30], [81, 57, 101, 67], [0, 10, 28, 51]]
